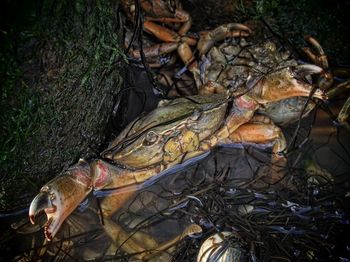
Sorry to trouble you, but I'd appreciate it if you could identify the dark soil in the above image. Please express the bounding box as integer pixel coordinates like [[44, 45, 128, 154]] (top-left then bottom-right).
[[0, 0, 124, 210]]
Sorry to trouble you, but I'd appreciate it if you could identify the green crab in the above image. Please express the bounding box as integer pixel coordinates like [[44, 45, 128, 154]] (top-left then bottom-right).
[[29, 64, 324, 259], [193, 24, 349, 128]]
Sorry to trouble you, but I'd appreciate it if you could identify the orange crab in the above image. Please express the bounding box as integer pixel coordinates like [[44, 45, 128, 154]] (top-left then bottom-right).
[[122, 0, 198, 73], [122, 0, 253, 82]]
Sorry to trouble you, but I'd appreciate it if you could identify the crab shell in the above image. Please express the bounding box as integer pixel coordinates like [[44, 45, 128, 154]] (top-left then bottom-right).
[[197, 232, 244, 262], [101, 94, 230, 169]]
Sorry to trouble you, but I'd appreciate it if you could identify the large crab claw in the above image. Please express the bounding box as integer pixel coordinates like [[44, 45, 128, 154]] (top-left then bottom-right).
[[29, 159, 93, 241], [250, 64, 327, 104]]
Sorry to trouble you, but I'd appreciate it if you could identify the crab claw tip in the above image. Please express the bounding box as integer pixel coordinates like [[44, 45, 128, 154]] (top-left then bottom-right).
[[304, 34, 313, 41], [295, 64, 323, 76], [29, 214, 35, 225], [29, 191, 50, 225]]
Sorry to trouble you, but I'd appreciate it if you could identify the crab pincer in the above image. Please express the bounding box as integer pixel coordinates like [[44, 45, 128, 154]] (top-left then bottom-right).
[[29, 159, 93, 241], [250, 64, 327, 104]]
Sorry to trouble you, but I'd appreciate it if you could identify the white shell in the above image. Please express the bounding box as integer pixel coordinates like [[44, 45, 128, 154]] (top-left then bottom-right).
[[238, 204, 254, 216], [197, 232, 242, 262]]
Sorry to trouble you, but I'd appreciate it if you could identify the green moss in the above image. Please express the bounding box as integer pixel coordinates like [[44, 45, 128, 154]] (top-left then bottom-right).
[[0, 4, 41, 208], [0, 0, 125, 211]]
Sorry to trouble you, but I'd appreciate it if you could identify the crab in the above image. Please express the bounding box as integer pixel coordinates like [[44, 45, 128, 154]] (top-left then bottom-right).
[[148, 20, 317, 100], [28, 50, 325, 260], [122, 0, 199, 74], [194, 24, 321, 96], [122, 0, 255, 86], [252, 35, 350, 129], [188, 22, 350, 132], [26, 13, 339, 259]]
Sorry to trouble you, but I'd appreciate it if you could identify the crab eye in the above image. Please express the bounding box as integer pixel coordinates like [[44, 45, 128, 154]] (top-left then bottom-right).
[[143, 131, 159, 146], [190, 110, 201, 121]]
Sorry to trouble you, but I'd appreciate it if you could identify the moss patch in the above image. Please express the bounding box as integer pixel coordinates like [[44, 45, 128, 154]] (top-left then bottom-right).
[[0, 0, 125, 210]]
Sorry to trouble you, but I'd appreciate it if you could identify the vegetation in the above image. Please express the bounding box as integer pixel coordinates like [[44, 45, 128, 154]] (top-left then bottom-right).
[[0, 1, 41, 209], [0, 0, 125, 210], [252, 0, 350, 63]]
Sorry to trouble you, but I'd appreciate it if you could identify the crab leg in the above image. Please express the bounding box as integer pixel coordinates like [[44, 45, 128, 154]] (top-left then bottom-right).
[[130, 37, 196, 68], [29, 159, 93, 241], [177, 42, 200, 74], [199, 80, 227, 95], [144, 21, 181, 42], [303, 36, 329, 70], [140, 0, 185, 20], [333, 66, 350, 78], [177, 11, 192, 36], [144, 12, 189, 23], [101, 189, 202, 260], [99, 190, 195, 260], [142, 20, 198, 65], [338, 96, 350, 130], [228, 117, 287, 160], [302, 35, 333, 90], [200, 95, 259, 150], [132, 42, 179, 58], [197, 23, 252, 57], [104, 218, 201, 260], [227, 117, 289, 187], [145, 9, 192, 36], [302, 36, 350, 130], [326, 79, 350, 99]]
